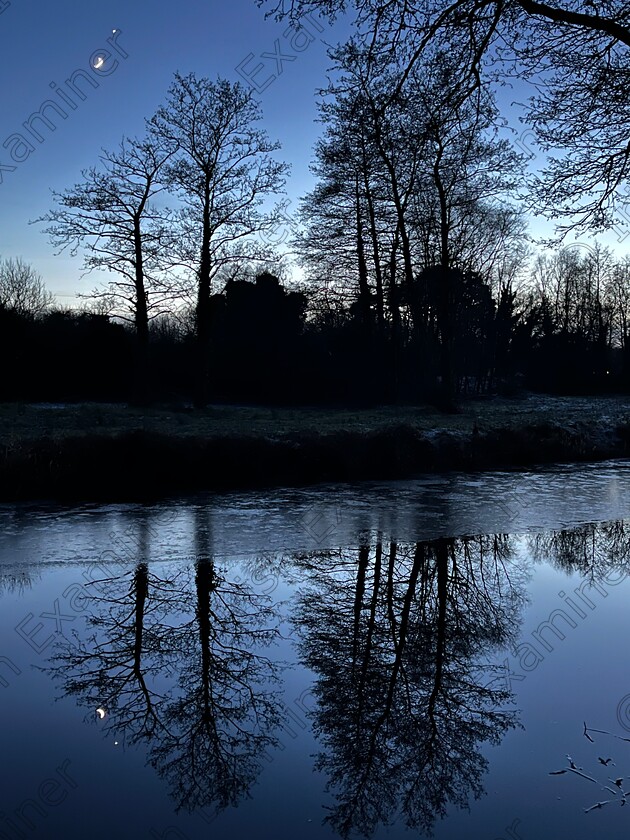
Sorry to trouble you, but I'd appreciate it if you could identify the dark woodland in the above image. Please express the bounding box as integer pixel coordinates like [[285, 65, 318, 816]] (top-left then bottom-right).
[[5, 3, 630, 407]]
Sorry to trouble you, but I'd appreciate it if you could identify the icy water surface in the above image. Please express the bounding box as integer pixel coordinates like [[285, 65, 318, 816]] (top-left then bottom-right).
[[2, 461, 630, 839]]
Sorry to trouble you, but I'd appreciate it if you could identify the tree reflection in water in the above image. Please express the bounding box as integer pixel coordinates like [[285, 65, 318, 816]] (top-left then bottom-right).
[[150, 558, 283, 813], [534, 520, 630, 816], [42, 514, 630, 837], [46, 509, 284, 818], [529, 519, 630, 580], [292, 534, 528, 837]]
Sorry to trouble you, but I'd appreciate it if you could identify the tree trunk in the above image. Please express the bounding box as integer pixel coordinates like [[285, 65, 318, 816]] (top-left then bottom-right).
[[388, 226, 402, 401], [355, 175, 372, 320], [360, 136, 385, 327], [132, 216, 150, 405], [195, 174, 212, 408], [433, 145, 456, 411]]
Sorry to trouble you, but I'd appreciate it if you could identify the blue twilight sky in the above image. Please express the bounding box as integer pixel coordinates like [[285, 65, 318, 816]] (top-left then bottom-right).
[[0, 0, 625, 306], [0, 0, 353, 303]]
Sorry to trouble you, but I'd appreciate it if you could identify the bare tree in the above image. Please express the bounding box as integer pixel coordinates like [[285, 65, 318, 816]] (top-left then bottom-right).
[[149, 72, 290, 407], [530, 245, 614, 345], [260, 0, 630, 235], [298, 43, 525, 403], [0, 257, 54, 317], [38, 137, 178, 333], [37, 135, 179, 402], [607, 255, 630, 352]]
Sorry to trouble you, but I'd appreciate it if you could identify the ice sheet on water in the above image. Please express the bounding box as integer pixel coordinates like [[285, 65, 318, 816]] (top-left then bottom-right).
[[1, 459, 630, 568]]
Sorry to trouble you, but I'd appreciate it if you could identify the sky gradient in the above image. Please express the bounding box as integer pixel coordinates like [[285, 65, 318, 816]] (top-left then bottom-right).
[[0, 0, 351, 303], [0, 0, 626, 307]]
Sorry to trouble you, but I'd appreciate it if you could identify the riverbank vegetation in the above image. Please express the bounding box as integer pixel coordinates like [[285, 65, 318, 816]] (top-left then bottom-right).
[[3, 3, 630, 499], [1, 396, 629, 501]]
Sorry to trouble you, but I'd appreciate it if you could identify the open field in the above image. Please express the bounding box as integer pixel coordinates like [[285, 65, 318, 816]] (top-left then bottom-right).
[[1, 394, 630, 442], [1, 395, 629, 502]]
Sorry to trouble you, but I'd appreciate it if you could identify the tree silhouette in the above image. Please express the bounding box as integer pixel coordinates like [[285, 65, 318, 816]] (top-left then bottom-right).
[[292, 534, 526, 836], [46, 511, 284, 817], [0, 257, 53, 317], [208, 271, 307, 400], [297, 42, 525, 404], [37, 136, 179, 403], [149, 72, 289, 407], [529, 518, 630, 579], [149, 546, 283, 814], [262, 0, 630, 237]]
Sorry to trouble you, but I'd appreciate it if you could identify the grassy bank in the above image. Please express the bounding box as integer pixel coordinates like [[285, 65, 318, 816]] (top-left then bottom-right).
[[1, 396, 629, 502]]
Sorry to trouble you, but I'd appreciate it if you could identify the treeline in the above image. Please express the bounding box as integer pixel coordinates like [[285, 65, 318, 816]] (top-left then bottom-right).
[[2, 249, 630, 404], [4, 48, 630, 407]]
